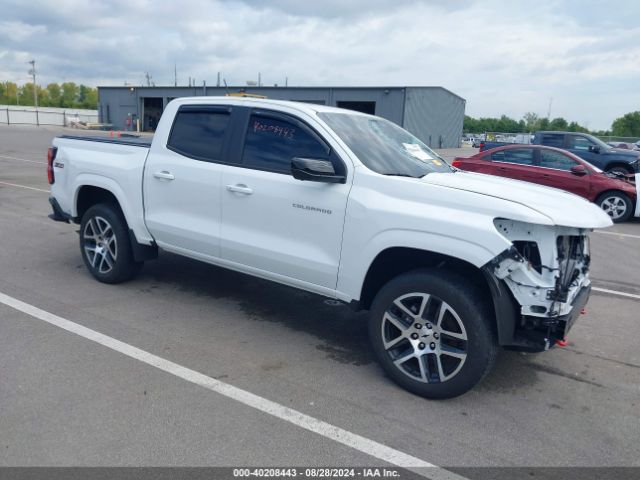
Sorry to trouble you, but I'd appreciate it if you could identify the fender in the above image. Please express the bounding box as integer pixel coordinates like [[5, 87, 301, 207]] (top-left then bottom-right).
[[337, 228, 512, 301], [72, 174, 154, 245]]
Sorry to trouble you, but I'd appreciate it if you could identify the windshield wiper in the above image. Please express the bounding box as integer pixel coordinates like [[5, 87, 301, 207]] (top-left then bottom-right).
[[382, 173, 420, 178]]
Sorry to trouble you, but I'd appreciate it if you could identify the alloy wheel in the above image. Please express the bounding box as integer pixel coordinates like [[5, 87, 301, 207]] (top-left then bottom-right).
[[381, 292, 468, 383], [83, 216, 118, 274], [600, 196, 628, 220]]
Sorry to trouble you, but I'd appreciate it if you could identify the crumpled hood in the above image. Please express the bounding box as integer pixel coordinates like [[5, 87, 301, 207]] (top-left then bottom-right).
[[423, 171, 613, 229]]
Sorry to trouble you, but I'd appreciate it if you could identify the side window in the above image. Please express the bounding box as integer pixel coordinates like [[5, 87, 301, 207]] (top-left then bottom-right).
[[541, 134, 564, 148], [567, 135, 593, 151], [539, 150, 578, 171], [492, 149, 534, 165], [490, 151, 505, 161], [242, 114, 330, 174], [167, 109, 230, 161]]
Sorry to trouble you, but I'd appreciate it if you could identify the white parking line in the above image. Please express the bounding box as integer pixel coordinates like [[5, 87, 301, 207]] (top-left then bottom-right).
[[592, 287, 640, 300], [0, 153, 45, 164], [595, 230, 640, 240], [0, 181, 49, 193], [0, 291, 463, 480]]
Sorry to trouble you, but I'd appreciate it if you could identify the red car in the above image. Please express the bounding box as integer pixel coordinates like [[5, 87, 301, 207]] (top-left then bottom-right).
[[452, 145, 638, 222]]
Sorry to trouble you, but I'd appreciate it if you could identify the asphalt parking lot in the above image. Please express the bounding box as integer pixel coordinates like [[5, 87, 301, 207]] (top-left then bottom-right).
[[1, 125, 639, 476]]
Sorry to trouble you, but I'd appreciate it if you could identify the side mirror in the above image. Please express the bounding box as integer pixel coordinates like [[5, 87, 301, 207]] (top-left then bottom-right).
[[291, 157, 346, 184], [588, 145, 601, 153], [570, 164, 587, 176]]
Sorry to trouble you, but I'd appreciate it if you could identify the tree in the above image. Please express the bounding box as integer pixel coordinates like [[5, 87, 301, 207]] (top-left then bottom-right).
[[1, 81, 98, 109], [538, 117, 550, 130], [78, 85, 98, 109], [82, 88, 98, 109], [548, 117, 568, 130], [18, 83, 36, 106], [60, 82, 78, 108], [522, 112, 539, 131], [463, 115, 479, 133], [4, 82, 19, 105], [611, 111, 640, 137], [566, 121, 588, 133], [46, 83, 61, 107]]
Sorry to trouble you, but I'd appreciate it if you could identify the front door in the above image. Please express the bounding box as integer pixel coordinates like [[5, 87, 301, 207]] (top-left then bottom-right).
[[220, 109, 351, 289], [565, 134, 601, 166], [534, 149, 591, 198]]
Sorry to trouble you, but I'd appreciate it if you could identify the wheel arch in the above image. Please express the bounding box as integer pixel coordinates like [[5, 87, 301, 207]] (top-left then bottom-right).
[[356, 247, 520, 346], [75, 185, 122, 222], [358, 247, 487, 309], [76, 185, 158, 262], [72, 174, 154, 245], [603, 161, 634, 174]]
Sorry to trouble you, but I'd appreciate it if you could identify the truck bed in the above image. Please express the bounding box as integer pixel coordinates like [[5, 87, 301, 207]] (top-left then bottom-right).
[[50, 134, 153, 245], [58, 134, 152, 148]]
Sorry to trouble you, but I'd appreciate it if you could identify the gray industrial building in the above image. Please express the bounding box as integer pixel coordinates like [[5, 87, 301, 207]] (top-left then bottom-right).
[[97, 85, 465, 148]]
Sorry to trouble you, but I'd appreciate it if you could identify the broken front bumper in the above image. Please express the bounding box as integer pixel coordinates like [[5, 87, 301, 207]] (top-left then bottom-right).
[[486, 220, 593, 351]]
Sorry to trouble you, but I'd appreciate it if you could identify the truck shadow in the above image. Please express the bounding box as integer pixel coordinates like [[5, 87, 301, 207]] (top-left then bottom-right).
[[138, 251, 373, 366], [136, 251, 597, 393]]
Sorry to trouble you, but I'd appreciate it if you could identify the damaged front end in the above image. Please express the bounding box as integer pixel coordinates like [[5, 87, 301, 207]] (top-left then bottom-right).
[[484, 219, 592, 351]]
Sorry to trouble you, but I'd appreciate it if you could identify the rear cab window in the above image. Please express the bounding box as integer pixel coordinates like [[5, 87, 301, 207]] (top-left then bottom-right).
[[167, 106, 231, 162], [539, 134, 564, 148]]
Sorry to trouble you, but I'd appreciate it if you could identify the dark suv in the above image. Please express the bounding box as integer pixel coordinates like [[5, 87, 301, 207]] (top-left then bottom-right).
[[533, 131, 640, 175]]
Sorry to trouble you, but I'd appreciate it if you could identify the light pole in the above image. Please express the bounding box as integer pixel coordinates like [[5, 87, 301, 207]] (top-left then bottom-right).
[[28, 60, 39, 125]]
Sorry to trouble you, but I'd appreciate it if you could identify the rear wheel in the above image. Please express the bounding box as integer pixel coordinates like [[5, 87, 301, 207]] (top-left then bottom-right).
[[596, 191, 633, 223], [79, 203, 143, 283], [368, 269, 498, 399]]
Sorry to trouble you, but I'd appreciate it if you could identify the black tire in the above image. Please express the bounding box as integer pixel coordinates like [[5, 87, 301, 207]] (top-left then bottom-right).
[[368, 269, 498, 399], [596, 191, 633, 223], [79, 203, 143, 283], [605, 165, 632, 176]]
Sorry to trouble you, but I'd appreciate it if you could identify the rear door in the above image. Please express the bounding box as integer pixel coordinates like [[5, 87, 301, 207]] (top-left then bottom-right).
[[485, 148, 537, 181], [535, 149, 591, 198], [143, 105, 233, 257], [220, 108, 351, 289]]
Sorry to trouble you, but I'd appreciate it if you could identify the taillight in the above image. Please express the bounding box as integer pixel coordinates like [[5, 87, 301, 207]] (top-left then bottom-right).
[[47, 147, 57, 184], [479, 142, 485, 152], [452, 159, 462, 168]]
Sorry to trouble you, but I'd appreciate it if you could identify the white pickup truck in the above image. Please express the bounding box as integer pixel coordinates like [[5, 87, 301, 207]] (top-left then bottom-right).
[[48, 97, 612, 398]]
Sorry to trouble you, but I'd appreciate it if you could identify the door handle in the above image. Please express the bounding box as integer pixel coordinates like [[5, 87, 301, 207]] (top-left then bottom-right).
[[226, 184, 253, 195], [153, 171, 175, 180]]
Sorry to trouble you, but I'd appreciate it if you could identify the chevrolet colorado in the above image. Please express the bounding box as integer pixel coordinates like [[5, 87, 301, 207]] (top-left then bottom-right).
[[48, 97, 612, 398]]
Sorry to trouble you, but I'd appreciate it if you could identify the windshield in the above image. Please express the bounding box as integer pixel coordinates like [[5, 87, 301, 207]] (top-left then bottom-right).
[[589, 135, 611, 150], [318, 112, 453, 177]]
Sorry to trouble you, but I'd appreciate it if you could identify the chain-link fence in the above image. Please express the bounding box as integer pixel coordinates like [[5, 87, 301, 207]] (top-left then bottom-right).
[[597, 136, 640, 143], [0, 105, 99, 127]]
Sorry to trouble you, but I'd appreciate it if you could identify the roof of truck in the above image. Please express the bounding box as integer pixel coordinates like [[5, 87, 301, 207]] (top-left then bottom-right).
[[171, 96, 370, 117]]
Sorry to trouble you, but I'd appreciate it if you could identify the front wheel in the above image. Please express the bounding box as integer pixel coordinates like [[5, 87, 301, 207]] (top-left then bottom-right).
[[368, 269, 498, 399], [596, 191, 633, 223], [79, 203, 143, 283], [605, 166, 632, 177]]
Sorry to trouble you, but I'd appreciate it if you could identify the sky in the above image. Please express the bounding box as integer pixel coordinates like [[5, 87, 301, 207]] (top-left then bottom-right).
[[0, 0, 639, 130]]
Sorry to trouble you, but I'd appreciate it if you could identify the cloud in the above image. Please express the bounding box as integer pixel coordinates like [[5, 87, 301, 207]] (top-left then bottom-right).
[[0, 0, 638, 130]]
